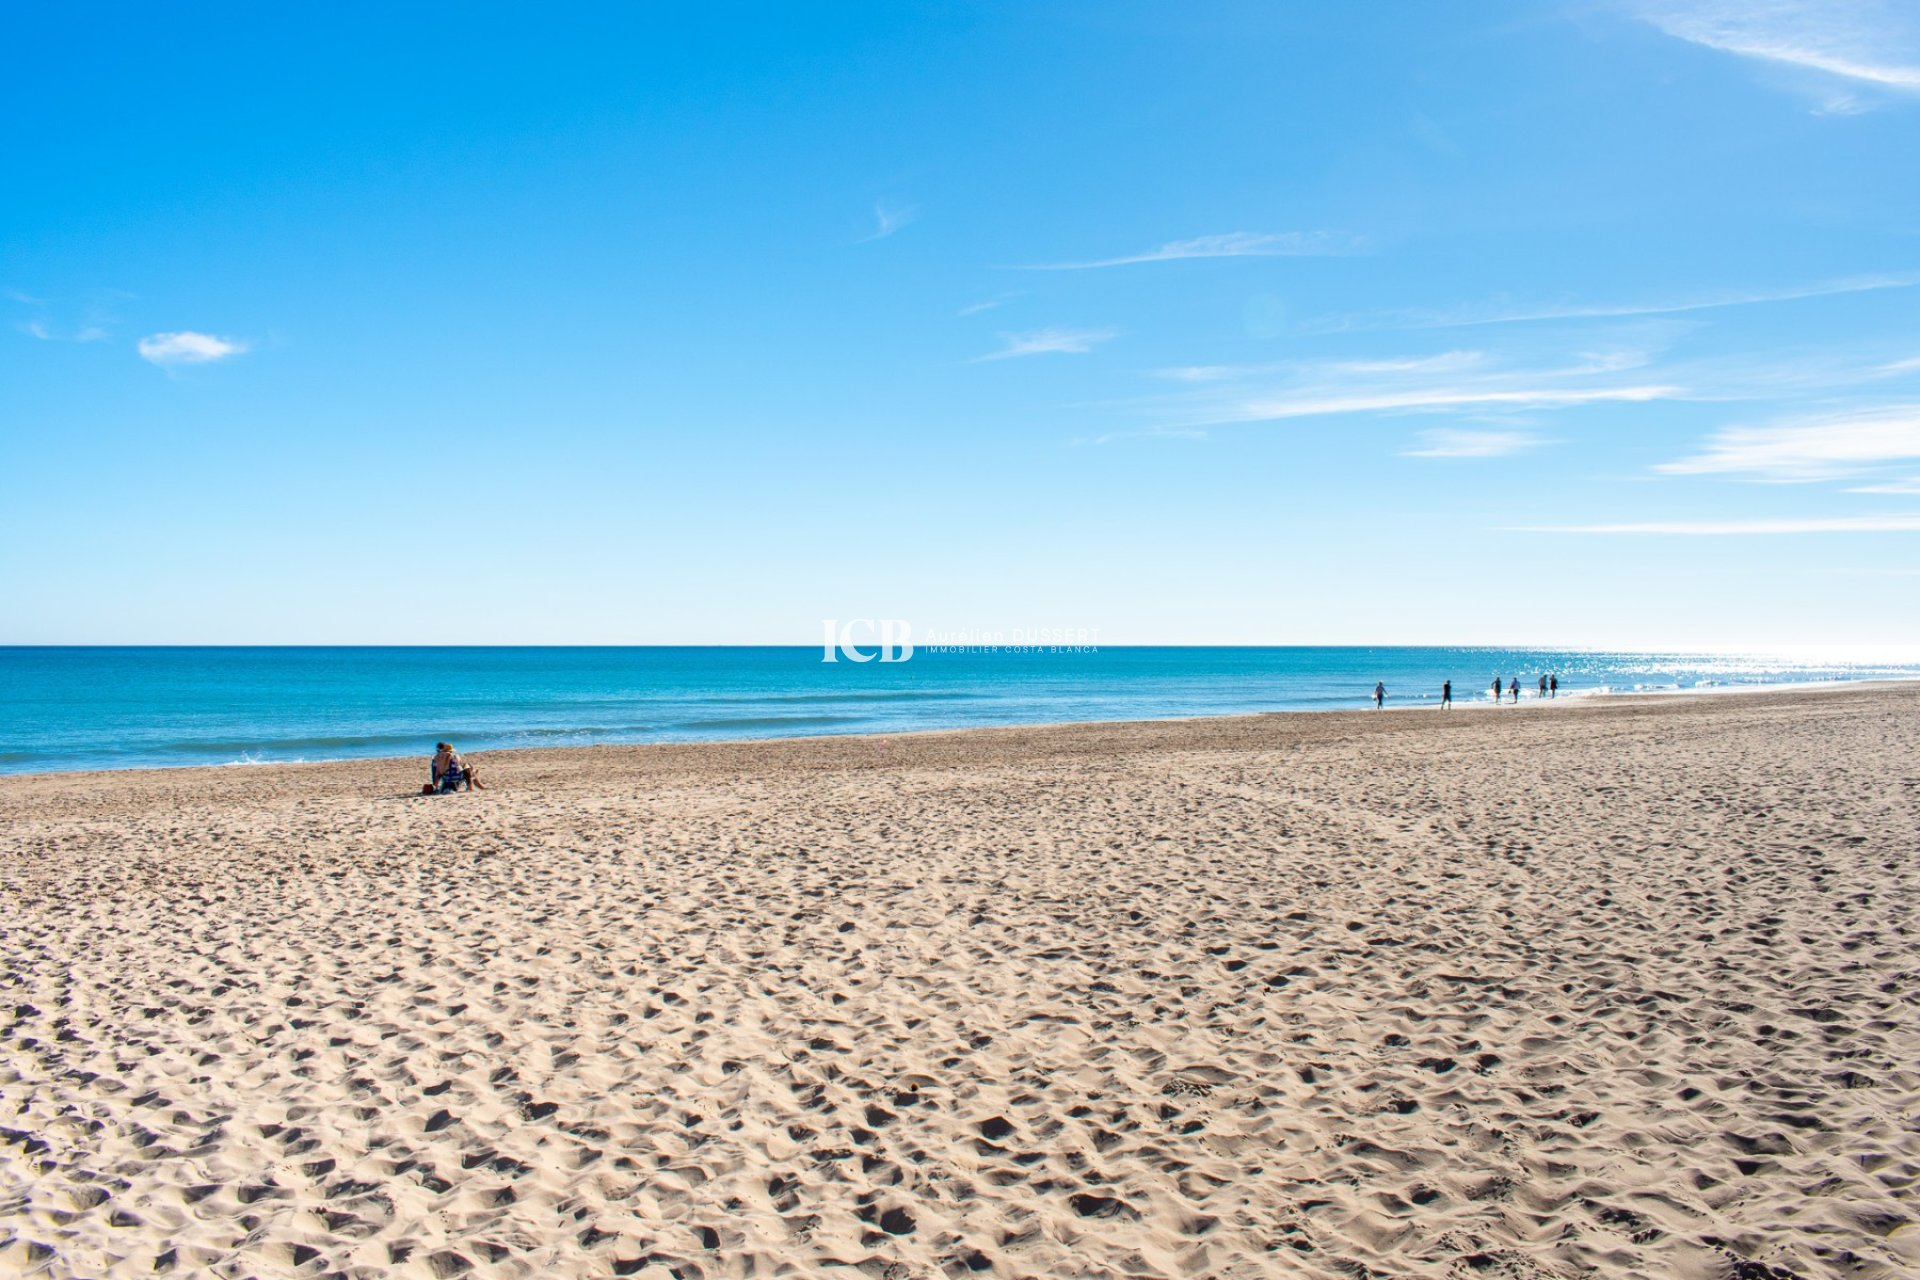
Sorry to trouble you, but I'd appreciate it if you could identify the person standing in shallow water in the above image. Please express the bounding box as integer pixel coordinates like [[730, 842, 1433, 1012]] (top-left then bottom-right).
[[1550, 673, 1558, 698], [1441, 680, 1451, 709], [1539, 673, 1549, 699], [1491, 676, 1502, 703], [1509, 677, 1521, 703], [1373, 681, 1385, 709]]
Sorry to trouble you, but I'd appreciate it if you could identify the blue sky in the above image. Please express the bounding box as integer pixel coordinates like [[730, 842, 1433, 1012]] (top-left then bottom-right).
[[4, 1, 1918, 647]]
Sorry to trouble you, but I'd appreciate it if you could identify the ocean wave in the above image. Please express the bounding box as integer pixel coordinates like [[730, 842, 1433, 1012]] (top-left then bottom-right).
[[675, 715, 867, 731], [156, 733, 427, 755], [697, 690, 991, 705], [500, 725, 656, 742]]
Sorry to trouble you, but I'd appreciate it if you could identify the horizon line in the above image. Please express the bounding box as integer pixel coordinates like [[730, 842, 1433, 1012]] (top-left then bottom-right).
[[3, 641, 1915, 655]]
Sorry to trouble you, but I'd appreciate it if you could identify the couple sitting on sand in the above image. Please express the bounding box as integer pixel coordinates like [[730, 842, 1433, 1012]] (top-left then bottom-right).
[[424, 742, 485, 794]]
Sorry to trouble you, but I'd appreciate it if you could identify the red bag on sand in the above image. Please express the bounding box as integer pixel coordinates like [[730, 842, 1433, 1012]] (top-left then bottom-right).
[[421, 783, 435, 795]]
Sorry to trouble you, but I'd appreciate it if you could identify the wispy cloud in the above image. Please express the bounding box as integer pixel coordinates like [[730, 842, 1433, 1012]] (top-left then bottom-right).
[[1153, 351, 1486, 384], [1878, 354, 1920, 375], [1236, 383, 1677, 422], [973, 327, 1117, 362], [1597, 343, 1920, 404], [1850, 476, 1920, 493], [1305, 273, 1918, 333], [1152, 365, 1250, 384], [1018, 230, 1362, 271], [138, 331, 248, 366], [13, 289, 118, 342], [1519, 513, 1920, 534], [1080, 425, 1213, 446], [1633, 1, 1920, 96], [1091, 347, 1675, 443], [1115, 342, 1689, 441], [1657, 406, 1920, 480], [1325, 351, 1488, 376], [958, 292, 1022, 317], [859, 201, 917, 242], [24, 320, 108, 342], [1403, 428, 1544, 458]]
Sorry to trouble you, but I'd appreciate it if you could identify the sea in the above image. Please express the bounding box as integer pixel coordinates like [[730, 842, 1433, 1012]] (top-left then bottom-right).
[[2, 646, 1916, 775]]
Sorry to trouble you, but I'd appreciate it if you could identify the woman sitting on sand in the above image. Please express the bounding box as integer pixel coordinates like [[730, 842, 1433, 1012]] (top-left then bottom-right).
[[428, 742, 484, 793]]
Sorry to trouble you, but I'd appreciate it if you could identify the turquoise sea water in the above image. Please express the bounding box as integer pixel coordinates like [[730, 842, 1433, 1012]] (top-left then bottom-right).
[[2, 646, 1916, 775]]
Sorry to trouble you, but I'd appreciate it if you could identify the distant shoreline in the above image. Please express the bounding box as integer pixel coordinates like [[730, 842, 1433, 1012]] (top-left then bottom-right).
[[4, 675, 1914, 783]]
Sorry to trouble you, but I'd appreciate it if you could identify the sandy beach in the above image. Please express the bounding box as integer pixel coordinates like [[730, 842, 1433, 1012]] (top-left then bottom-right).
[[2, 684, 1917, 1279]]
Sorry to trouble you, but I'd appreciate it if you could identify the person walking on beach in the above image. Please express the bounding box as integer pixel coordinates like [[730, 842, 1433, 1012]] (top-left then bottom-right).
[[1441, 679, 1451, 709], [1538, 674, 1548, 699], [1549, 673, 1558, 698], [1491, 676, 1502, 703], [1374, 681, 1386, 709], [1509, 677, 1521, 704]]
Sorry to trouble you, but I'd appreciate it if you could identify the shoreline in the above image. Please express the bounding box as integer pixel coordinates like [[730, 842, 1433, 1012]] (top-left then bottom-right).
[[4, 674, 1916, 784]]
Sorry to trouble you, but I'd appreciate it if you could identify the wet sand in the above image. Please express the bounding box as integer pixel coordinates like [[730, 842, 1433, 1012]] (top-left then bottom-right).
[[2, 684, 1917, 1279]]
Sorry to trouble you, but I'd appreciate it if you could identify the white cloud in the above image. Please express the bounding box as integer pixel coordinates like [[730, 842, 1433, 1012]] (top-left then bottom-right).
[[1020, 230, 1362, 270], [1403, 429, 1544, 458], [137, 331, 248, 366], [1878, 354, 1920, 375], [1633, 0, 1920, 94], [973, 327, 1117, 362], [1657, 407, 1920, 480], [1520, 513, 1920, 534], [1305, 273, 1918, 332]]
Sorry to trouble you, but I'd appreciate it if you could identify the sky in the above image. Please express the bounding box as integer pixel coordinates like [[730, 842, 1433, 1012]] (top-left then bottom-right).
[[3, 1, 1919, 648]]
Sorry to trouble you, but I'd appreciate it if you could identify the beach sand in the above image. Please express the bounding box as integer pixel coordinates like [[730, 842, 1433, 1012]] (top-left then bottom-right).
[[2, 685, 1917, 1279]]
